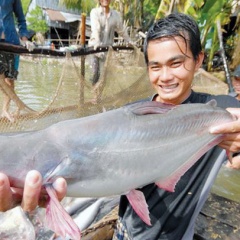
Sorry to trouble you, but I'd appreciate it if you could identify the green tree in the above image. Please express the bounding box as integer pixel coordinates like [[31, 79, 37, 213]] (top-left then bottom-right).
[[26, 6, 49, 34], [154, 0, 238, 71], [182, 0, 236, 71], [50, 0, 240, 71], [59, 0, 96, 14], [21, 0, 31, 14]]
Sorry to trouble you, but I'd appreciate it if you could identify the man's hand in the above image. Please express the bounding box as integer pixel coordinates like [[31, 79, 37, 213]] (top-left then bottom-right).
[[20, 37, 35, 52], [0, 170, 67, 212], [210, 108, 240, 153], [24, 41, 35, 51]]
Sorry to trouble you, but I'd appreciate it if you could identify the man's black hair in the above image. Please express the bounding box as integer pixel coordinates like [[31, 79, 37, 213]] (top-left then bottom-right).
[[143, 12, 202, 64]]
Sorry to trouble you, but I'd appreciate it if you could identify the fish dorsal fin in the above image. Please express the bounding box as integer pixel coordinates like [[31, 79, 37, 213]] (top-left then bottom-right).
[[206, 99, 217, 107], [126, 101, 175, 115]]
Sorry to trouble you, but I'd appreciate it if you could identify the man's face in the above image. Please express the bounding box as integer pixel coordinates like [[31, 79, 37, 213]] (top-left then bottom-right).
[[99, 0, 111, 7], [232, 76, 240, 94], [147, 36, 203, 105]]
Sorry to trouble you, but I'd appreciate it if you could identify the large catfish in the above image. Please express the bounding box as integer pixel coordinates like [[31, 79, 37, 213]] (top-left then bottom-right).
[[0, 100, 234, 239]]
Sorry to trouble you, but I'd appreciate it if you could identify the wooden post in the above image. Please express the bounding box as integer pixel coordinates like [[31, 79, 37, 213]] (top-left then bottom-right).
[[80, 14, 86, 47], [79, 13, 86, 105]]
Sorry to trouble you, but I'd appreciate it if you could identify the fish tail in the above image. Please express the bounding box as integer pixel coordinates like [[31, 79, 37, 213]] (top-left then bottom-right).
[[45, 185, 81, 240]]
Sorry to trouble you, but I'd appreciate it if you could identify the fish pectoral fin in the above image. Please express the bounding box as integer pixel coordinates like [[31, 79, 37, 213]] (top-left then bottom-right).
[[126, 189, 151, 226], [45, 185, 81, 240], [155, 177, 177, 192]]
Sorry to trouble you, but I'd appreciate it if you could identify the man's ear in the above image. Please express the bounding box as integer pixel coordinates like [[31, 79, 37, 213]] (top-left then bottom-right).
[[195, 51, 204, 70]]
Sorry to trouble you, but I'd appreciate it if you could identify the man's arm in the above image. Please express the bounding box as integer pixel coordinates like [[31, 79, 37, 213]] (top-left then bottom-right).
[[14, 0, 35, 51], [13, 0, 29, 38], [89, 9, 101, 49]]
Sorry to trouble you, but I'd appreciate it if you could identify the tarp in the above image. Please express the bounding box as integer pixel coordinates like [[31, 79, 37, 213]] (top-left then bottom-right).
[[61, 12, 81, 23], [46, 9, 66, 22], [45, 9, 90, 24]]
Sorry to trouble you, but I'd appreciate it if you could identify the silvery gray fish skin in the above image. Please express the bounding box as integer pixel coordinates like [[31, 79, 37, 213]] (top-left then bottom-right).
[[0, 100, 234, 239]]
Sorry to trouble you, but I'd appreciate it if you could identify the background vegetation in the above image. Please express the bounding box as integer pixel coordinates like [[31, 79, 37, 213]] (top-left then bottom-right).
[[22, 0, 239, 71], [22, 0, 31, 13]]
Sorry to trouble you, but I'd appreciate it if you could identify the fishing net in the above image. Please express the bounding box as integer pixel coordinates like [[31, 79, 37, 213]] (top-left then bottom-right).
[[0, 45, 228, 133], [0, 46, 153, 132]]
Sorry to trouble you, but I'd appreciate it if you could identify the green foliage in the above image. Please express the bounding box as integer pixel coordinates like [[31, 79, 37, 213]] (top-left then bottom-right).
[[143, 0, 161, 29], [151, 0, 237, 70], [155, 0, 172, 20], [21, 0, 237, 70], [180, 0, 235, 71], [21, 0, 31, 14], [59, 0, 96, 14], [59, 0, 81, 10], [26, 6, 49, 34]]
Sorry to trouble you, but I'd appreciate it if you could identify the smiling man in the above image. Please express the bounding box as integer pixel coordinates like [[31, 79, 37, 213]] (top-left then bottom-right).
[[147, 37, 203, 104]]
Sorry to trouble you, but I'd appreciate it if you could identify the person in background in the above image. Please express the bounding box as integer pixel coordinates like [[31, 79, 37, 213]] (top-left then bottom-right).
[[88, 0, 130, 85], [0, 0, 34, 122], [1, 13, 240, 240], [226, 64, 240, 169]]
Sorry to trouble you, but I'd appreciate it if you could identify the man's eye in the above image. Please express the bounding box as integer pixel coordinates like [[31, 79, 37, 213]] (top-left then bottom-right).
[[172, 61, 182, 67], [150, 65, 160, 71]]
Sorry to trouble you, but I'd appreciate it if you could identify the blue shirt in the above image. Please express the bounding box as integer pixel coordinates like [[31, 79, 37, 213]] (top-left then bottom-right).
[[0, 0, 29, 45]]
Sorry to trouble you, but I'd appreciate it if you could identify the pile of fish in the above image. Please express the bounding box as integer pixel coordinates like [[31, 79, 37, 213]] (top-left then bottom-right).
[[0, 196, 119, 240], [0, 100, 234, 239]]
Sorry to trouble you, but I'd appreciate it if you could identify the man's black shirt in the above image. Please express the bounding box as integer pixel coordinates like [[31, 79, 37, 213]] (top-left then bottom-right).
[[118, 91, 240, 240]]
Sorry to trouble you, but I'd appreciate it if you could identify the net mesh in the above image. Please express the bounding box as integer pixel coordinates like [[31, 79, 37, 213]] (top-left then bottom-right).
[[0, 47, 228, 133]]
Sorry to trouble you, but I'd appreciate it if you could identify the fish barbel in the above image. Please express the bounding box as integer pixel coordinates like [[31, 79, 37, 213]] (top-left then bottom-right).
[[0, 100, 234, 239]]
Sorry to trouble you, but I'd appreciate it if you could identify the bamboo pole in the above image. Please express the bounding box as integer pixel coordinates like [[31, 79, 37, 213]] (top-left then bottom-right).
[[0, 42, 137, 57], [80, 13, 86, 105], [216, 19, 234, 93]]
